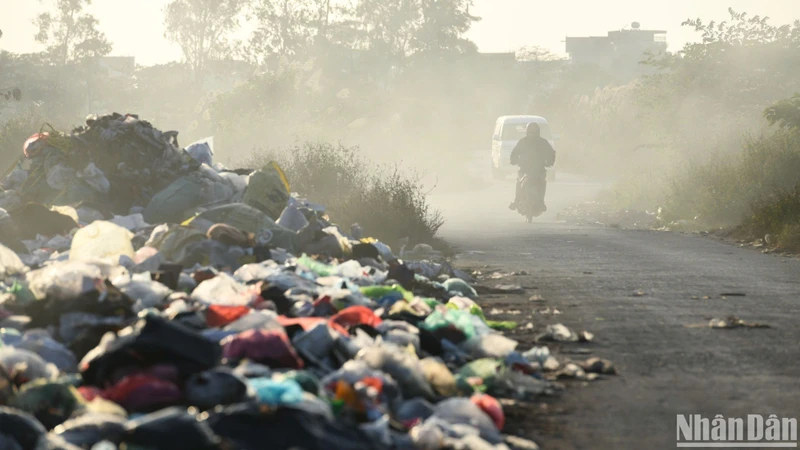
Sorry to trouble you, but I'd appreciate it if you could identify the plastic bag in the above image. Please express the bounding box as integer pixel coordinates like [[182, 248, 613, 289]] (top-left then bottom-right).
[[330, 306, 383, 330], [248, 378, 304, 407], [0, 243, 26, 279], [186, 138, 214, 166], [420, 357, 458, 397], [13, 329, 77, 373], [277, 205, 309, 232], [460, 334, 518, 360], [360, 285, 413, 302], [441, 278, 478, 299], [356, 343, 436, 401], [70, 221, 134, 262], [80, 315, 221, 387], [242, 162, 291, 220], [297, 254, 335, 277], [420, 308, 476, 341], [292, 323, 338, 362], [78, 163, 111, 194], [0, 347, 58, 386], [0, 406, 48, 450], [143, 176, 206, 225], [46, 163, 77, 190], [221, 330, 304, 369], [26, 261, 103, 302], [456, 359, 505, 393], [223, 310, 282, 333], [99, 374, 182, 412], [430, 397, 503, 444], [109, 214, 149, 231], [10, 378, 86, 429], [117, 274, 173, 313], [52, 413, 126, 448], [191, 273, 259, 307], [123, 407, 221, 450]]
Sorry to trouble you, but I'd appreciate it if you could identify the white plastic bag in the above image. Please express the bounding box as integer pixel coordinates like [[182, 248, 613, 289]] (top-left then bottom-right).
[[79, 162, 111, 194], [70, 221, 135, 262], [186, 137, 214, 166]]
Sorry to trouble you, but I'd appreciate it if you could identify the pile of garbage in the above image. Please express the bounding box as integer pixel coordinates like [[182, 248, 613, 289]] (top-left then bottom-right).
[[0, 114, 589, 450]]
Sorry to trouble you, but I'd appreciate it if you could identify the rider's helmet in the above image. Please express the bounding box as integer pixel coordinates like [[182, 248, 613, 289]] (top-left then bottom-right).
[[526, 122, 540, 136]]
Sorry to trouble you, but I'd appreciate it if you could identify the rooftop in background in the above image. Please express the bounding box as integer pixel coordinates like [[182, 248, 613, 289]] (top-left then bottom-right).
[[565, 23, 668, 81]]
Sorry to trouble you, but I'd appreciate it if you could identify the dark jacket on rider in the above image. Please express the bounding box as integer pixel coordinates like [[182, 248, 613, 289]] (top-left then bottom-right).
[[510, 135, 556, 174]]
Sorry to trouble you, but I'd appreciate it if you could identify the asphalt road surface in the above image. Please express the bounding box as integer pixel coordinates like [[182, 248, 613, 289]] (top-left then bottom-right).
[[428, 169, 800, 450]]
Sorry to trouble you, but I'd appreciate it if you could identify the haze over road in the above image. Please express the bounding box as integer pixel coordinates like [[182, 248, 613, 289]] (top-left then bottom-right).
[[429, 168, 800, 449]]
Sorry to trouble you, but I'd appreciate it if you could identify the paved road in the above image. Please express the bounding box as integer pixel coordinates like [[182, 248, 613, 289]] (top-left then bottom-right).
[[428, 170, 800, 450]]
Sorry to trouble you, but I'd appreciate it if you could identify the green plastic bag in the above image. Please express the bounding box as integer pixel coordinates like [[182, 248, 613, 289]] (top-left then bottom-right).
[[360, 285, 414, 302], [455, 358, 505, 393], [419, 308, 476, 340], [297, 254, 335, 277], [469, 304, 517, 331], [442, 278, 478, 299]]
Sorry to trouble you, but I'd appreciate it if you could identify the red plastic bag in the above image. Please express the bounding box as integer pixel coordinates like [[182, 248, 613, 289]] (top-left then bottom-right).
[[277, 316, 349, 336], [206, 305, 251, 328], [222, 330, 303, 369], [101, 374, 182, 411], [23, 132, 49, 158], [329, 306, 382, 330], [470, 394, 505, 430]]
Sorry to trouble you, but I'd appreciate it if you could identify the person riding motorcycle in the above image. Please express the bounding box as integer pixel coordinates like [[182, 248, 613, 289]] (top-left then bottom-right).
[[508, 122, 556, 214]]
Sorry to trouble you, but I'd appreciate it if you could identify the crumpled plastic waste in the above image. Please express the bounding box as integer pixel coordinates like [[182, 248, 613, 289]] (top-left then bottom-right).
[[70, 221, 135, 262], [535, 323, 594, 343], [186, 137, 215, 166], [222, 329, 304, 369], [0, 244, 27, 278]]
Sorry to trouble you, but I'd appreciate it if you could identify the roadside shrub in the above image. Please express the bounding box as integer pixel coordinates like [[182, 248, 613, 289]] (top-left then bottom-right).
[[0, 107, 47, 175], [744, 184, 800, 243], [657, 131, 800, 227], [776, 222, 800, 251], [238, 141, 446, 251]]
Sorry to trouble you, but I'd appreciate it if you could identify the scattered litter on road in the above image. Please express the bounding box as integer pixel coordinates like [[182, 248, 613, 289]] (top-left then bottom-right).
[[535, 324, 595, 343], [709, 316, 771, 329], [493, 285, 525, 293], [581, 357, 617, 375]]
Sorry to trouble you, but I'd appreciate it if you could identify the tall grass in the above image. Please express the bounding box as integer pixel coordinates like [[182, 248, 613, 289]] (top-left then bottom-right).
[[239, 142, 447, 251], [660, 131, 800, 227]]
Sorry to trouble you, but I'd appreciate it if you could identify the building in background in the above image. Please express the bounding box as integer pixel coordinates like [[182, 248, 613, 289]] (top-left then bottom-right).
[[565, 22, 667, 81]]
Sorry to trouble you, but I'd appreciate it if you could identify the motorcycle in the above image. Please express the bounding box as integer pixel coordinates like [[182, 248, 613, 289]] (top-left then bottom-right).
[[516, 172, 546, 223]]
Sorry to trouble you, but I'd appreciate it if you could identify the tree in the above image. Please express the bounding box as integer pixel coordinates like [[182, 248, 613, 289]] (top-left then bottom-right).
[[765, 94, 800, 131], [163, 0, 247, 85], [414, 0, 479, 55], [33, 0, 111, 65], [355, 0, 422, 65], [246, 0, 323, 64], [516, 46, 561, 62]]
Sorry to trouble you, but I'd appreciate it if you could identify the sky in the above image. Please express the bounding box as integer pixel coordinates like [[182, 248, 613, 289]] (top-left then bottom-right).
[[0, 0, 798, 66]]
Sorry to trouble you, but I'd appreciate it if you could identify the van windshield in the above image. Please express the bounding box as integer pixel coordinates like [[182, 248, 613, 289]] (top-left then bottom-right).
[[501, 122, 552, 141]]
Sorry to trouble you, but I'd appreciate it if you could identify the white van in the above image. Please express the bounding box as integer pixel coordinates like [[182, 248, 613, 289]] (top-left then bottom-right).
[[491, 115, 556, 180]]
